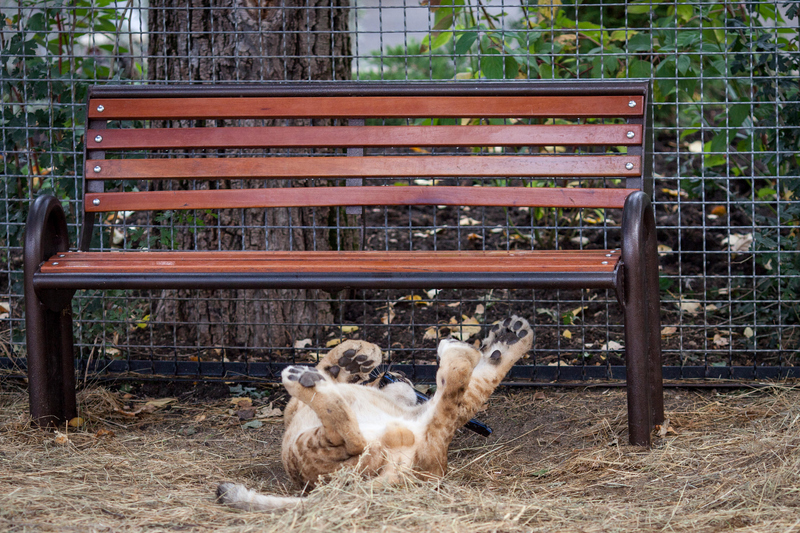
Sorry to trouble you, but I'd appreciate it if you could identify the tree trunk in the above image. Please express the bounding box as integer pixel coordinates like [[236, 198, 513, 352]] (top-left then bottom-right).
[[147, 0, 351, 353]]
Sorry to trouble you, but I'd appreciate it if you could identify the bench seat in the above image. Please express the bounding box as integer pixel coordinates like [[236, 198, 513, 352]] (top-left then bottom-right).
[[36, 250, 621, 290]]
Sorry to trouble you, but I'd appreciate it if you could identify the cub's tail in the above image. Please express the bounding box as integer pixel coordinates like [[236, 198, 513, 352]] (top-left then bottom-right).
[[216, 482, 302, 512]]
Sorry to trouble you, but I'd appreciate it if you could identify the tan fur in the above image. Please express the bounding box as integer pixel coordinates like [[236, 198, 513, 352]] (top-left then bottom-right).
[[217, 316, 533, 511]]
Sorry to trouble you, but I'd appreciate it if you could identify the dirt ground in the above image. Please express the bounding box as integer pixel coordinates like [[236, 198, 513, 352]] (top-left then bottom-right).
[[1, 378, 799, 533]]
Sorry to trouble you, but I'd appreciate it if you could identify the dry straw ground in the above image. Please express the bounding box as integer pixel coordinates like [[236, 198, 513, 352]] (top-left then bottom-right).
[[1, 378, 799, 533]]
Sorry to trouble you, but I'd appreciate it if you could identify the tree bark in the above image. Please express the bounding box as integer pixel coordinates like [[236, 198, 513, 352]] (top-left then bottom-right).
[[147, 0, 351, 352]]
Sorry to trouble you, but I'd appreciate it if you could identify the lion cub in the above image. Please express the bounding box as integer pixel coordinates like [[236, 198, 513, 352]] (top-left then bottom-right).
[[217, 315, 533, 511]]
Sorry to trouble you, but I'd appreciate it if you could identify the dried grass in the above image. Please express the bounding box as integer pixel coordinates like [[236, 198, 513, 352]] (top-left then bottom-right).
[[1, 379, 799, 532]]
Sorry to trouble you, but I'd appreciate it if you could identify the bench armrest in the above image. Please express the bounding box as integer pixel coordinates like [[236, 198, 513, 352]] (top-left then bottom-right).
[[24, 194, 73, 311]]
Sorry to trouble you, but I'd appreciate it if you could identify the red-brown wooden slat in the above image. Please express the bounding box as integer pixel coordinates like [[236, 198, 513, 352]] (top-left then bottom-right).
[[87, 124, 643, 150], [87, 96, 645, 120], [84, 186, 635, 212], [40, 250, 620, 274], [86, 155, 640, 180], [45, 250, 619, 261]]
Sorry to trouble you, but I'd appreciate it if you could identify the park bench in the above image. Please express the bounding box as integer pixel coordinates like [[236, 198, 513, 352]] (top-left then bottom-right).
[[24, 81, 663, 445]]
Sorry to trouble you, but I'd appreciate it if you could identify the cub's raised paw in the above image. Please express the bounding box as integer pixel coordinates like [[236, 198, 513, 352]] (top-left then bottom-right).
[[482, 315, 533, 367], [319, 340, 382, 384], [283, 365, 325, 388]]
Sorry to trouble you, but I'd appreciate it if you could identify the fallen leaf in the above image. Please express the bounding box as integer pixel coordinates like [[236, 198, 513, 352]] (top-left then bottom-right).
[[68, 417, 85, 428], [713, 333, 729, 347], [0, 301, 9, 314], [721, 233, 753, 253], [294, 338, 313, 349], [423, 326, 439, 341], [53, 431, 69, 446], [242, 420, 263, 429], [474, 304, 485, 315], [448, 315, 482, 341], [134, 314, 150, 329], [230, 397, 253, 408], [458, 216, 481, 226], [656, 418, 677, 437], [467, 233, 483, 241], [533, 391, 546, 400], [601, 341, 624, 351], [237, 408, 256, 420], [658, 244, 673, 255], [256, 404, 282, 419], [425, 289, 441, 299], [144, 398, 176, 410], [744, 327, 754, 339], [710, 205, 727, 216], [105, 347, 121, 357], [562, 330, 572, 339], [381, 307, 396, 325], [341, 325, 359, 334], [661, 326, 677, 337], [446, 302, 462, 308], [661, 187, 689, 198], [679, 299, 702, 315], [193, 414, 207, 423], [570, 306, 588, 317], [326, 338, 343, 348], [95, 429, 115, 439], [397, 295, 429, 307]]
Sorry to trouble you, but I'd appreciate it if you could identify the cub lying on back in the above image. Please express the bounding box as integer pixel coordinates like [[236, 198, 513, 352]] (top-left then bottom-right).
[[217, 315, 533, 511]]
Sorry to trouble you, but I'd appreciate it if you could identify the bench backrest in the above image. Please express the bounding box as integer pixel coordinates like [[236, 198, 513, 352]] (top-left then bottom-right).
[[81, 81, 651, 251]]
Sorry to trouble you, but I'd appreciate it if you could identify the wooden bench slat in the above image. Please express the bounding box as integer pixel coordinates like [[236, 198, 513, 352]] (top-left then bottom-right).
[[41, 250, 620, 274], [87, 96, 645, 120], [87, 124, 643, 150], [85, 186, 635, 212], [87, 155, 640, 180]]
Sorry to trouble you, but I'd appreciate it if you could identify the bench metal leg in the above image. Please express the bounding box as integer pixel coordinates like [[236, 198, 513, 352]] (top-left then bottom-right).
[[24, 195, 77, 427], [622, 191, 663, 446]]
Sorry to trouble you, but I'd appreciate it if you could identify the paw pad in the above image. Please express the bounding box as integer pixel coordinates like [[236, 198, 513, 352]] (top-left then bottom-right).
[[285, 366, 325, 388], [337, 347, 376, 374], [489, 349, 502, 365]]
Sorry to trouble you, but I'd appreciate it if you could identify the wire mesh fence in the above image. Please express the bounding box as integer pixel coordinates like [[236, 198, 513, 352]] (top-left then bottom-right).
[[2, 0, 799, 382]]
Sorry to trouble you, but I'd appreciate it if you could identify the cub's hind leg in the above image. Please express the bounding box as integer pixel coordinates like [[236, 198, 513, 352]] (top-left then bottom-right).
[[454, 315, 534, 426], [414, 338, 482, 477]]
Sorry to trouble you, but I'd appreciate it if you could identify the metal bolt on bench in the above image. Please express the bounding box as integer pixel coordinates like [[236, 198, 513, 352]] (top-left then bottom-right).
[[24, 81, 663, 446]]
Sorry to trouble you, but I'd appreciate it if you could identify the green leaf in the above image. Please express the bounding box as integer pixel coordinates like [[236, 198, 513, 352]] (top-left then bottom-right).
[[709, 132, 729, 154], [677, 54, 691, 75], [431, 31, 453, 50], [627, 33, 652, 53], [628, 59, 652, 78], [504, 55, 519, 79], [455, 31, 478, 55], [703, 155, 727, 168], [728, 104, 750, 129], [481, 52, 504, 79], [538, 61, 553, 80], [676, 3, 693, 22], [627, 4, 651, 15], [243, 420, 263, 429]]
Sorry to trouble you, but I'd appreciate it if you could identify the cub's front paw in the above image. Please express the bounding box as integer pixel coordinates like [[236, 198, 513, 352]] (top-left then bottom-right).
[[320, 340, 382, 383], [283, 365, 325, 388]]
